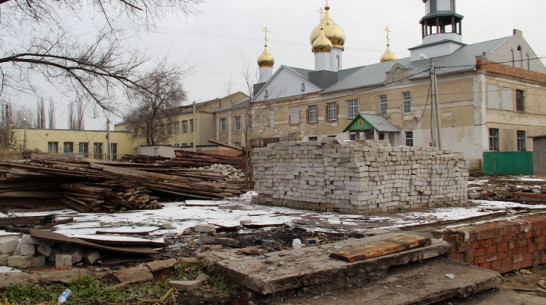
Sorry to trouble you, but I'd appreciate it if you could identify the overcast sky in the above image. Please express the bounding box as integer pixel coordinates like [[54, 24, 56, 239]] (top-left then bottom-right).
[[149, 0, 546, 107], [11, 0, 545, 130]]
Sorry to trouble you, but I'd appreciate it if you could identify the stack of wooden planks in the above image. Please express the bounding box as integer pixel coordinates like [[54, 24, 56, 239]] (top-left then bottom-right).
[[169, 150, 247, 170], [0, 153, 247, 212]]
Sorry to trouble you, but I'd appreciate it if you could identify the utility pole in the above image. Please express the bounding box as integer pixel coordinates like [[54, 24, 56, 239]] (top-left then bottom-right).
[[106, 117, 111, 160], [23, 117, 27, 152], [430, 59, 442, 150], [429, 59, 436, 147], [192, 101, 197, 152]]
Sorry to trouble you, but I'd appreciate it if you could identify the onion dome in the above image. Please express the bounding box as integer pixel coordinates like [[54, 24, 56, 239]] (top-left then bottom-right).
[[312, 28, 332, 53], [258, 46, 275, 67], [310, 1, 345, 50], [380, 46, 398, 63], [380, 27, 398, 63]]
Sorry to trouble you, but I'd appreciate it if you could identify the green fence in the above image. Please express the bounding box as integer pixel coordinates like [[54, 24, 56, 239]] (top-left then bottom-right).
[[483, 152, 533, 175]]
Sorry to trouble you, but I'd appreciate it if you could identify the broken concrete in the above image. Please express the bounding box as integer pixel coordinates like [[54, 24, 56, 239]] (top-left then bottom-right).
[[114, 264, 154, 284], [272, 257, 502, 305], [214, 232, 449, 295], [169, 280, 202, 292]]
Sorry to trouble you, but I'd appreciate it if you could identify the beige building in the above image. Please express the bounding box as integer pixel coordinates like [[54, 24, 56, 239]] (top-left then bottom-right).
[[220, 0, 546, 169], [11, 128, 133, 160]]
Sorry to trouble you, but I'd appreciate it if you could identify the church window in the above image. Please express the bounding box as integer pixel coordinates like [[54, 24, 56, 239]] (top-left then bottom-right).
[[380, 95, 388, 115], [516, 89, 525, 112], [405, 131, 414, 147], [489, 128, 499, 151], [346, 99, 360, 119], [219, 118, 226, 133], [402, 92, 412, 113], [517, 130, 526, 151], [234, 116, 241, 130], [308, 105, 318, 123], [326, 102, 338, 121]]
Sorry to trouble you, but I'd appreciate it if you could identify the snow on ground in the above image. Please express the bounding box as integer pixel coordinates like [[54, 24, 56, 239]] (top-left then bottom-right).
[[2, 192, 545, 238]]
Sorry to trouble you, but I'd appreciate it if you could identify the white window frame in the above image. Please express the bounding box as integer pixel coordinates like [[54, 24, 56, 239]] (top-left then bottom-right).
[[234, 116, 241, 130], [380, 95, 387, 115], [403, 92, 411, 113], [220, 118, 227, 133], [327, 102, 338, 121], [308, 105, 318, 123], [346, 99, 360, 119]]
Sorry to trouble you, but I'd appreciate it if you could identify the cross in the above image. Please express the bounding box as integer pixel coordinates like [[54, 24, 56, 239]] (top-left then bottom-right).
[[317, 7, 324, 21], [385, 26, 391, 46], [262, 27, 270, 45]]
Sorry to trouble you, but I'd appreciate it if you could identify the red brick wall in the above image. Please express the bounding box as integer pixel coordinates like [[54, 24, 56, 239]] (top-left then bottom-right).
[[435, 215, 546, 274], [476, 58, 546, 85]]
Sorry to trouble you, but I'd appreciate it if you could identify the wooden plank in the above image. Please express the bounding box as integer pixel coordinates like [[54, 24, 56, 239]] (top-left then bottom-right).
[[329, 234, 431, 263], [0, 214, 56, 226], [29, 229, 159, 255]]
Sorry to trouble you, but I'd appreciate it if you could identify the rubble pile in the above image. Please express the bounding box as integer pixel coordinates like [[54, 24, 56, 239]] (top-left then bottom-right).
[[253, 139, 468, 213], [0, 154, 247, 212], [467, 175, 546, 203]]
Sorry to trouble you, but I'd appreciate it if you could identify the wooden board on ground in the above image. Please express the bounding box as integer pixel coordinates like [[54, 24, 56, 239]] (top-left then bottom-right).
[[329, 234, 431, 263], [29, 229, 159, 255]]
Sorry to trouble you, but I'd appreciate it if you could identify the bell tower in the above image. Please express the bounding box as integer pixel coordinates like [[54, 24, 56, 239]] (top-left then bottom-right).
[[410, 0, 465, 61]]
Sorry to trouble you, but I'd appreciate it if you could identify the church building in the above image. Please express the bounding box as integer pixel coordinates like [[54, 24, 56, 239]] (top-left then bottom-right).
[[218, 0, 546, 169]]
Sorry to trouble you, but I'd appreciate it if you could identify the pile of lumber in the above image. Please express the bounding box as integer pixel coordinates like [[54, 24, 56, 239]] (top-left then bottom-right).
[[169, 150, 246, 170], [0, 153, 247, 212]]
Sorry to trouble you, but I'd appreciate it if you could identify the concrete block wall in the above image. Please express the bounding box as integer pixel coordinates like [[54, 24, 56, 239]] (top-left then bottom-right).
[[436, 215, 546, 274], [252, 139, 468, 213]]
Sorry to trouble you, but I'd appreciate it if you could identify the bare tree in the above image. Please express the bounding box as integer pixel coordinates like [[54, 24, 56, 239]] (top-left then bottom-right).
[[123, 63, 187, 145], [48, 99, 55, 129], [68, 102, 76, 130], [36, 99, 46, 129], [77, 99, 85, 130], [0, 0, 201, 114]]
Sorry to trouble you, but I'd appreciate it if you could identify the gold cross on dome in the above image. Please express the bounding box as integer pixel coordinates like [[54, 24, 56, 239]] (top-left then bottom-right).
[[262, 27, 270, 45], [385, 26, 392, 45], [317, 7, 324, 21]]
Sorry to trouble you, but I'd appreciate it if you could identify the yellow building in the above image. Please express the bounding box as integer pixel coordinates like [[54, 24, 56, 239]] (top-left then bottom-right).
[[11, 128, 134, 160], [220, 0, 546, 169]]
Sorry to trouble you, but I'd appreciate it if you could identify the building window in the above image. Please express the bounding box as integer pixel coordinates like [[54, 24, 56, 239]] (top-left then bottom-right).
[[380, 95, 387, 115], [517, 130, 526, 151], [269, 111, 275, 128], [405, 131, 414, 146], [167, 123, 172, 135], [233, 142, 241, 147], [175, 121, 180, 134], [346, 99, 360, 119], [93, 142, 103, 159], [402, 92, 411, 113], [308, 105, 318, 123], [190, 119, 194, 132], [326, 102, 338, 121], [234, 116, 241, 130], [247, 114, 253, 129], [182, 120, 188, 133], [220, 118, 227, 132], [63, 142, 74, 154], [160, 123, 165, 135], [489, 128, 499, 151], [516, 89, 525, 112], [78, 142, 88, 158], [308, 136, 318, 141], [109, 143, 118, 161], [48, 142, 58, 154]]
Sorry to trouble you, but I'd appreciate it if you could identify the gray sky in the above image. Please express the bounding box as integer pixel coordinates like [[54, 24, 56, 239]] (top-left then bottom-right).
[[10, 0, 546, 129], [148, 0, 546, 107]]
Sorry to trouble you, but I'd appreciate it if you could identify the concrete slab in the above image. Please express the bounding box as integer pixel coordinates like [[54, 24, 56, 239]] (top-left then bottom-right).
[[215, 232, 449, 295], [274, 257, 502, 305]]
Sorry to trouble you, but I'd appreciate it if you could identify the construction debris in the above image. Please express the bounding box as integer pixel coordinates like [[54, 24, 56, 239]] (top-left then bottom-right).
[[0, 154, 247, 212]]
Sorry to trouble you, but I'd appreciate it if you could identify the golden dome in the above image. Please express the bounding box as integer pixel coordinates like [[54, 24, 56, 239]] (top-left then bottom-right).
[[310, 3, 345, 50], [312, 28, 332, 53], [380, 26, 397, 63], [258, 46, 275, 67], [380, 46, 398, 63]]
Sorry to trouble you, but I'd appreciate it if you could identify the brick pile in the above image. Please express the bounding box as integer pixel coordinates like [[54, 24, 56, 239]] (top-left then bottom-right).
[[0, 234, 100, 269], [252, 139, 468, 213], [436, 215, 546, 274]]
